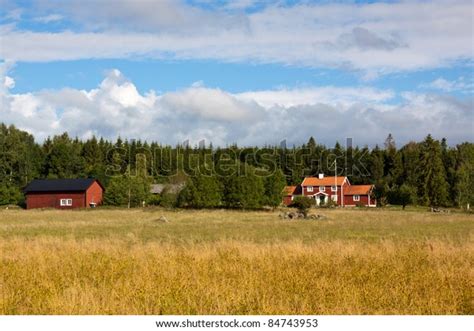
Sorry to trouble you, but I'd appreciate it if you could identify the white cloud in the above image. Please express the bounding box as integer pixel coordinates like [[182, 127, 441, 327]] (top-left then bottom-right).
[[421, 77, 474, 93], [3, 75, 14, 89], [1, 1, 472, 76], [236, 87, 395, 109], [0, 67, 472, 146], [33, 14, 63, 24]]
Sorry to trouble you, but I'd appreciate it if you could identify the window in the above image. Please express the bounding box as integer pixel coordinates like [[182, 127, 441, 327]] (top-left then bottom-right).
[[331, 185, 337, 192], [353, 195, 360, 202], [319, 186, 325, 192], [60, 199, 72, 206], [307, 186, 313, 192], [331, 195, 338, 202]]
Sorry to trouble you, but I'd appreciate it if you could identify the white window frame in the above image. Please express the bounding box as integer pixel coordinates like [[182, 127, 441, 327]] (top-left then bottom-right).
[[331, 195, 338, 202], [353, 195, 360, 202], [319, 186, 325, 192], [331, 185, 337, 192], [60, 198, 73, 206], [307, 186, 313, 192]]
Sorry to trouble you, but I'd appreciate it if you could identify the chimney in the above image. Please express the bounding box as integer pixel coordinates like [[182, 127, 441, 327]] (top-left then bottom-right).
[[318, 173, 324, 179]]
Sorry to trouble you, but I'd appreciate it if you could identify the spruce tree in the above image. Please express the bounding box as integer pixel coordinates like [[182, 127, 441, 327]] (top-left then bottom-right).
[[262, 168, 287, 208], [178, 169, 222, 208], [222, 163, 264, 209], [454, 143, 474, 209], [419, 135, 449, 207]]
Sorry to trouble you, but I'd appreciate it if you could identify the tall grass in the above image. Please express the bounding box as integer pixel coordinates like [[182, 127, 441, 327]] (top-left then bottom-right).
[[0, 209, 472, 314]]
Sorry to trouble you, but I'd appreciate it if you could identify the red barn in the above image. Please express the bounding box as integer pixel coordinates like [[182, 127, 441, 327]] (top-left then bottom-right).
[[24, 178, 104, 209]]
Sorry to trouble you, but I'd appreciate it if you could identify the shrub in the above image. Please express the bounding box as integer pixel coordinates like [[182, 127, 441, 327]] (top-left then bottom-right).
[[290, 196, 315, 217], [0, 184, 23, 206], [389, 184, 416, 210]]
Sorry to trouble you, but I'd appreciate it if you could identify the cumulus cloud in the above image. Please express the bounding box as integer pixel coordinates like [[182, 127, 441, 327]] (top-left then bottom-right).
[[0, 1, 472, 76], [33, 14, 63, 24], [421, 77, 474, 94], [3, 76, 14, 89], [0, 67, 472, 146], [335, 27, 407, 51]]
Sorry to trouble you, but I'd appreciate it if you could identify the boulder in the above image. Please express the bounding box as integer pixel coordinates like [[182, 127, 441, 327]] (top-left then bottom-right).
[[156, 215, 169, 223]]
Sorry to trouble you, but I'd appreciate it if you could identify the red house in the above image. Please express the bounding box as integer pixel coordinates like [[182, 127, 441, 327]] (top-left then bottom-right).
[[282, 174, 376, 207], [282, 185, 302, 206], [343, 184, 375, 207], [24, 178, 104, 209]]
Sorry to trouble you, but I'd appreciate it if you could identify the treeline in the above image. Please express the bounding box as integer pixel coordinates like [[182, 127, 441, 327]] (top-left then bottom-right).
[[0, 123, 473, 209]]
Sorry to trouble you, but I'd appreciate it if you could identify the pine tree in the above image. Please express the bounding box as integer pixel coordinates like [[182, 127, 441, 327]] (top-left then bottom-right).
[[103, 167, 150, 207], [178, 169, 222, 208], [397, 141, 420, 188], [369, 145, 384, 182], [418, 135, 449, 207], [389, 184, 416, 209], [222, 163, 264, 209], [262, 169, 287, 208], [454, 143, 474, 209]]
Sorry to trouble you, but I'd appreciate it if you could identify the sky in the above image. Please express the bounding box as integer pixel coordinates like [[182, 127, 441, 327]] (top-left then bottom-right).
[[0, 0, 473, 147]]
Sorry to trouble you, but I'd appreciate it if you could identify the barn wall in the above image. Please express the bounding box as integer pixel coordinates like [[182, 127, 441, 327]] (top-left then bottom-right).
[[85, 181, 103, 207], [283, 196, 293, 206], [26, 192, 85, 209], [343, 194, 370, 207]]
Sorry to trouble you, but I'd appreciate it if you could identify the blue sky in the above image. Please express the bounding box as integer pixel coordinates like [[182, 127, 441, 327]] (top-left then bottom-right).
[[0, 0, 473, 146]]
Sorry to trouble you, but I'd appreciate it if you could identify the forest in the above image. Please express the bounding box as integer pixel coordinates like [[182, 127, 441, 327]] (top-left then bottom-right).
[[0, 123, 473, 209]]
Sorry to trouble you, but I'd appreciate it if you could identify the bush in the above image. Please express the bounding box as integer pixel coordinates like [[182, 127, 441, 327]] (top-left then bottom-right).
[[146, 194, 161, 206], [222, 163, 265, 209], [290, 196, 315, 217], [0, 184, 23, 206], [355, 202, 366, 208], [321, 196, 337, 208], [160, 191, 178, 208], [389, 184, 416, 210], [104, 175, 151, 207], [177, 173, 222, 208]]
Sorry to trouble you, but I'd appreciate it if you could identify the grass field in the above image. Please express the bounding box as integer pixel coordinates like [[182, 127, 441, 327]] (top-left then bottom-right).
[[0, 208, 472, 314]]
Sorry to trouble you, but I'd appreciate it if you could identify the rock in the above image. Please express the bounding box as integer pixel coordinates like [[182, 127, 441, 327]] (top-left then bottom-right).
[[430, 208, 450, 213], [157, 215, 169, 223], [308, 214, 327, 220]]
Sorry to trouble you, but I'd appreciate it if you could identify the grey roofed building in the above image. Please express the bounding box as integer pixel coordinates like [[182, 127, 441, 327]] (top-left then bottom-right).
[[150, 183, 184, 195]]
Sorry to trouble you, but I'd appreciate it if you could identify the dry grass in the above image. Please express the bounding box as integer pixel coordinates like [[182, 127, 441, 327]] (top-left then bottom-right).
[[0, 208, 473, 314]]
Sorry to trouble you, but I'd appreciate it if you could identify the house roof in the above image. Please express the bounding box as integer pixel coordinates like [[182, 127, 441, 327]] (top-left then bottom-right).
[[301, 176, 347, 186], [23, 178, 102, 193], [150, 184, 165, 194], [282, 185, 302, 196], [344, 185, 373, 195], [150, 183, 184, 194], [282, 186, 296, 196]]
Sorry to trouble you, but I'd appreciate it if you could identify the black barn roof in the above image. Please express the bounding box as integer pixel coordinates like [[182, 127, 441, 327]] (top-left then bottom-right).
[[23, 178, 103, 193]]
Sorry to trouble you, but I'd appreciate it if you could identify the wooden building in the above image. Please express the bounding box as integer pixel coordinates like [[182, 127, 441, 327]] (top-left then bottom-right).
[[23, 178, 104, 209], [282, 174, 376, 207]]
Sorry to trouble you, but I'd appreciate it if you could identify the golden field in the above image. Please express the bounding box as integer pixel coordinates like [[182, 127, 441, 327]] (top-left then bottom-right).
[[0, 208, 472, 314]]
